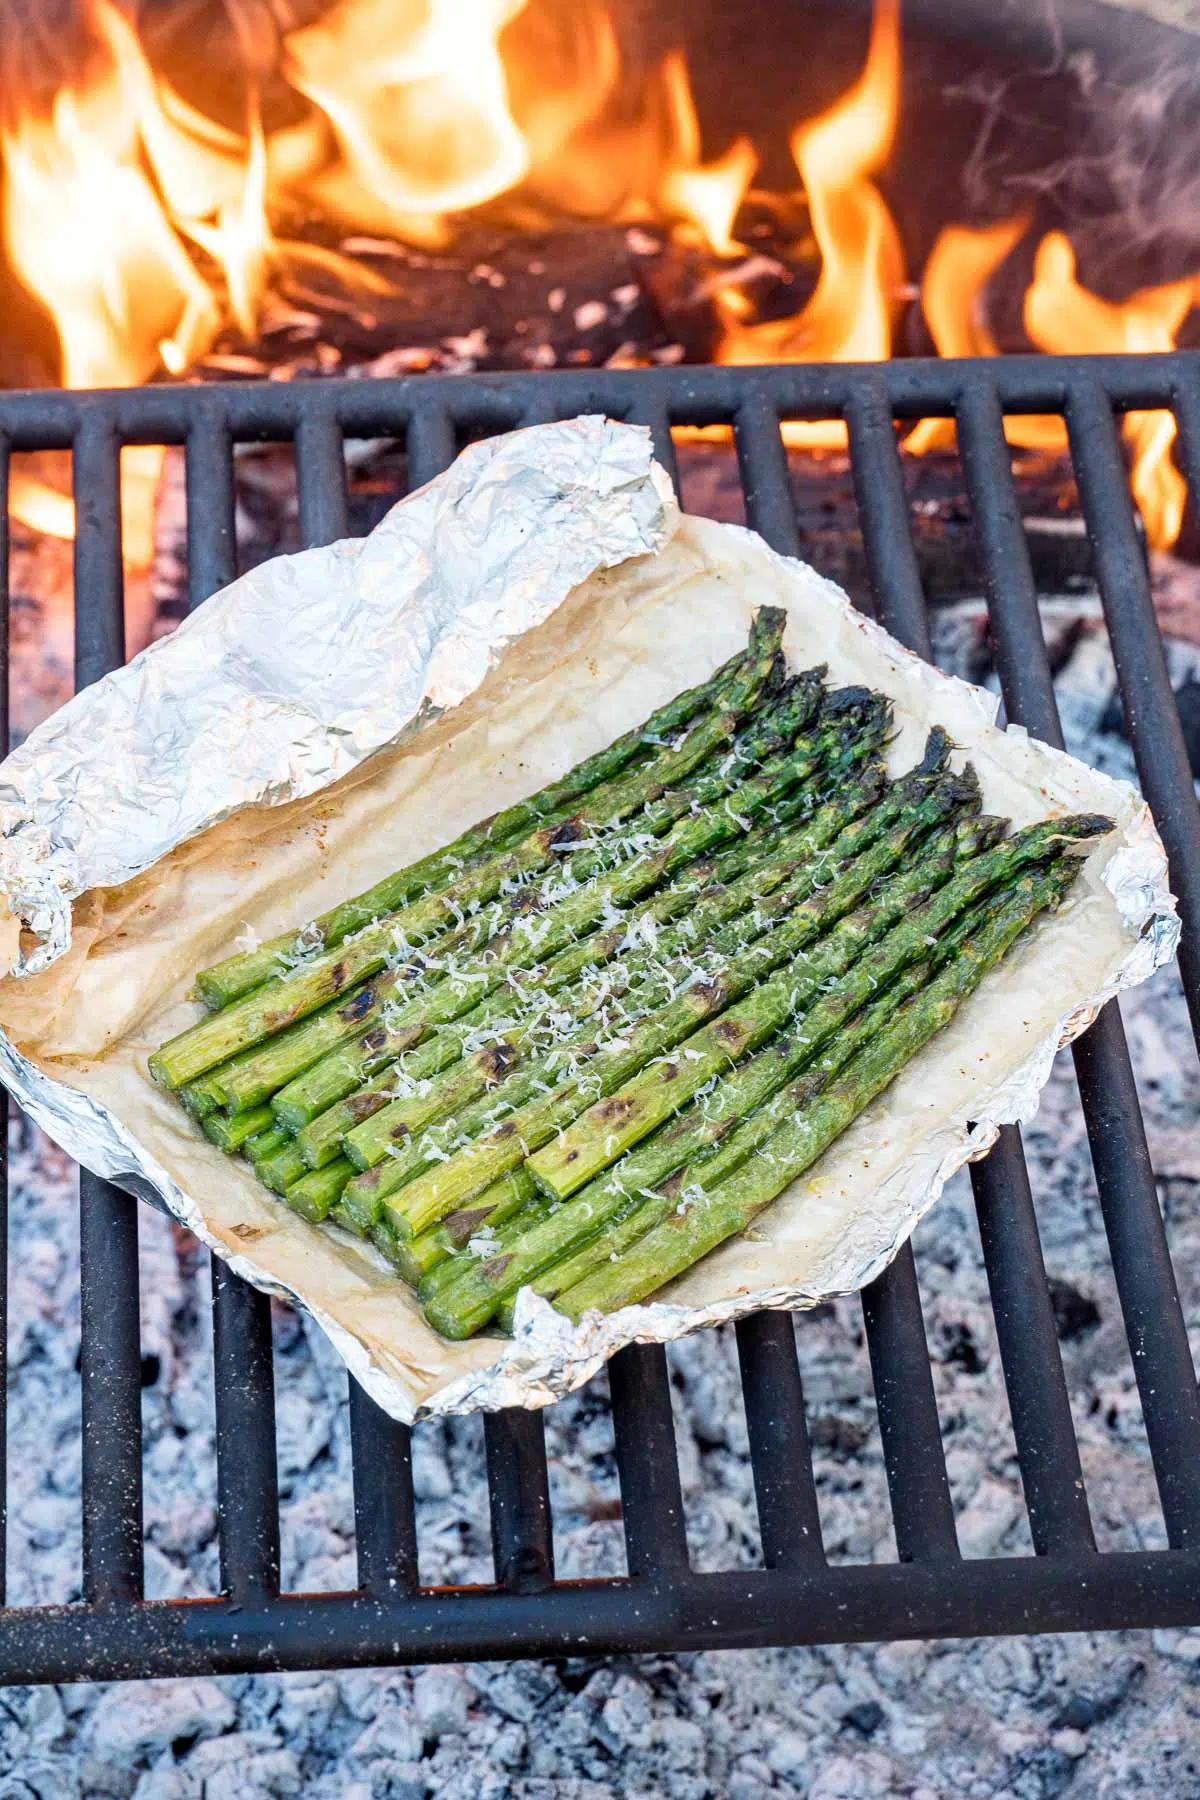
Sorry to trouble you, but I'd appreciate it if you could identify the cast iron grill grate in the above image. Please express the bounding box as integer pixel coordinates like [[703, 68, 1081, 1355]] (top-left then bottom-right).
[[2, 352, 1199, 1682]]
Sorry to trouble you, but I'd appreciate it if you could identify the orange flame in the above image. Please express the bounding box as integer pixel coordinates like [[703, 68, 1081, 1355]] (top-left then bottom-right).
[[1025, 231, 1196, 548], [903, 215, 1069, 455], [907, 217, 1195, 544], [659, 52, 758, 257], [0, 0, 1193, 578], [714, 0, 903, 448], [283, 0, 532, 241]]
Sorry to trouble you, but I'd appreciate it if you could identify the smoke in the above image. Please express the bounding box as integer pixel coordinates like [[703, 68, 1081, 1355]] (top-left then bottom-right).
[[947, 9, 1200, 294]]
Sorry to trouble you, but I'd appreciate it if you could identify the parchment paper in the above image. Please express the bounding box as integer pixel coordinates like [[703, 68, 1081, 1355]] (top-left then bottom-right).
[[0, 424, 1176, 1420]]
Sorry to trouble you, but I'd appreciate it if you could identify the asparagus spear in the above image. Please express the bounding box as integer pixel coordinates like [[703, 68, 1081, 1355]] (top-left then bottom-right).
[[334, 753, 914, 1230], [195, 636, 764, 1009], [274, 732, 885, 1144], [258, 1142, 308, 1195], [420, 812, 1106, 1336], [395, 1170, 547, 1286], [202, 1104, 275, 1154], [280, 801, 819, 1147], [528, 782, 984, 1200], [245, 1125, 288, 1166], [199, 685, 885, 1115], [328, 1203, 368, 1240], [181, 1075, 224, 1120], [498, 849, 1007, 1322], [339, 757, 901, 1175], [150, 618, 791, 1091], [374, 775, 996, 1243], [529, 807, 1103, 1204], [552, 859, 1085, 1321], [498, 958, 926, 1332], [285, 1158, 355, 1222], [419, 809, 987, 1333]]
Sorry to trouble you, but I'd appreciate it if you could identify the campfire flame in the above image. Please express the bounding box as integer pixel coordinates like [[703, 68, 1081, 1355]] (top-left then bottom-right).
[[0, 0, 1194, 575], [715, 0, 903, 449]]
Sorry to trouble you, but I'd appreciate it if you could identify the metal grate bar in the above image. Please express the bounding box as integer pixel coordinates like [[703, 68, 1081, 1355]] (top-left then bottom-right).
[[844, 400, 958, 1563], [721, 400, 829, 1579], [970, 1131, 1096, 1556], [609, 1343, 689, 1578], [735, 1313, 825, 1568], [295, 409, 349, 545], [1066, 375, 1200, 1044], [182, 408, 285, 1598], [406, 406, 457, 492], [347, 1383, 418, 1594], [484, 1412, 556, 1592], [954, 384, 1098, 1555], [958, 379, 1200, 1549], [862, 1249, 960, 1562], [626, 392, 680, 494], [735, 400, 801, 557], [399, 402, 562, 1593], [73, 416, 126, 684], [1073, 1008, 1200, 1549], [845, 382, 927, 640], [211, 1260, 280, 1599], [73, 418, 145, 1607], [185, 409, 237, 598], [291, 406, 423, 1596]]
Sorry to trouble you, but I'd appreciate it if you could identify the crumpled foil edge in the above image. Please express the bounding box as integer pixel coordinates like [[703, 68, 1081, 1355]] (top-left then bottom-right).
[[0, 415, 677, 975]]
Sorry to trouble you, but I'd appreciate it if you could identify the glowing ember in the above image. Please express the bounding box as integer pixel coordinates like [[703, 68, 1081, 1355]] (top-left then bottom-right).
[[0, 0, 1193, 572]]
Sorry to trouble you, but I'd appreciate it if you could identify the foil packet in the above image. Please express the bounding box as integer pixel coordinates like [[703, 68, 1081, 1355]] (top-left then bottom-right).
[[0, 415, 1178, 1422]]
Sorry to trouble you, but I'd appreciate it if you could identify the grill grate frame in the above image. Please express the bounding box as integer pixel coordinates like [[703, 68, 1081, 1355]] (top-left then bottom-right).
[[1, 351, 1199, 1681]]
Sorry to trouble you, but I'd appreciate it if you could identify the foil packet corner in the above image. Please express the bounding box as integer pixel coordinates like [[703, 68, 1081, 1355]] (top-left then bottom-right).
[[0, 412, 677, 979]]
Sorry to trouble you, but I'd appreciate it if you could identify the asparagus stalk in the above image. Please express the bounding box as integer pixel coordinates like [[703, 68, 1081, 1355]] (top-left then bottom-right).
[[339, 758, 898, 1175], [199, 685, 885, 1115], [202, 1104, 275, 1154], [552, 859, 1085, 1320], [311, 694, 887, 1206], [275, 853, 728, 1139], [328, 1203, 368, 1239], [334, 756, 910, 1230], [419, 809, 985, 1333], [285, 1158, 355, 1223], [194, 636, 763, 1009], [374, 776, 994, 1244], [275, 724, 886, 1144], [396, 1170, 546, 1286], [500, 851, 1008, 1322], [282, 823, 779, 1147], [420, 812, 1106, 1336], [245, 1125, 288, 1166], [528, 772, 981, 1199], [181, 1075, 224, 1120], [492, 960, 929, 1332], [149, 619, 791, 1091], [258, 1142, 308, 1195]]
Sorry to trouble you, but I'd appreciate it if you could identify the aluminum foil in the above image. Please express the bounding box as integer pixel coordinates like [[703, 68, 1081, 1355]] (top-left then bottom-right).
[[0, 415, 676, 975], [0, 416, 1179, 1423]]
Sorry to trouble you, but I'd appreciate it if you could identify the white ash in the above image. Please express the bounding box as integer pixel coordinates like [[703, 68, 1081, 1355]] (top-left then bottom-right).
[[1, 612, 1199, 1798]]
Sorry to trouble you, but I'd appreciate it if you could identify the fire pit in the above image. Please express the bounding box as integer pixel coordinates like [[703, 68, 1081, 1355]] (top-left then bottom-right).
[[0, 0, 1198, 1684]]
